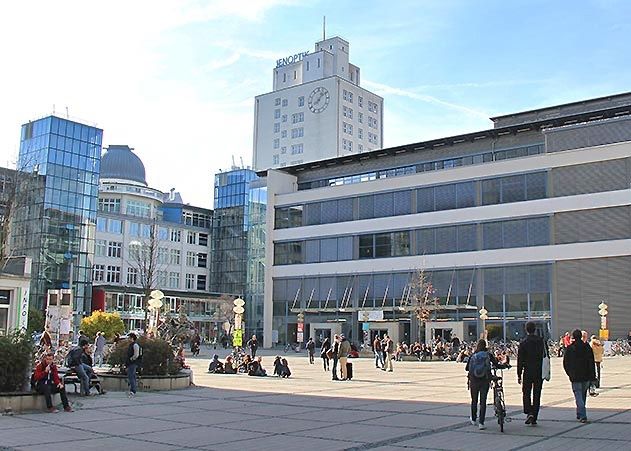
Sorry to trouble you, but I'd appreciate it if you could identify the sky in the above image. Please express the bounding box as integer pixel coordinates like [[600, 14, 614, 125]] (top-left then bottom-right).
[[1, 0, 630, 208]]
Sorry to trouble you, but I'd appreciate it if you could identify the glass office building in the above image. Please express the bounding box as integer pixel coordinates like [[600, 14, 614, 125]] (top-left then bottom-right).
[[245, 178, 267, 338], [16, 116, 102, 318], [210, 168, 257, 295]]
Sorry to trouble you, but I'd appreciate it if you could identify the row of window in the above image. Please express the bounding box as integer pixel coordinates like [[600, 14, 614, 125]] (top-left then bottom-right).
[[276, 172, 547, 229], [274, 217, 550, 265], [298, 144, 545, 190], [272, 265, 550, 314], [93, 265, 207, 290]]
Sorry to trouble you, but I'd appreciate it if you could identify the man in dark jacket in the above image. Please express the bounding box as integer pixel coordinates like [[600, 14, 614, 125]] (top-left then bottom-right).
[[563, 329, 596, 423], [517, 321, 545, 425], [331, 334, 340, 380]]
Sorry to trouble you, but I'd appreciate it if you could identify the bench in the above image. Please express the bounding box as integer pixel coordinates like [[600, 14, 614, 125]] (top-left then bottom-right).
[[61, 369, 104, 395]]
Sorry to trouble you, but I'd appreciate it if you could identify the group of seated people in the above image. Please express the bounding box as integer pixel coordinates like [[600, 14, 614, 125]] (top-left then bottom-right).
[[208, 354, 291, 378], [32, 336, 105, 413]]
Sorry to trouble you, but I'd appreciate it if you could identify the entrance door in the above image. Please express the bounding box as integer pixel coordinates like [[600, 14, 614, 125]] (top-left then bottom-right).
[[432, 328, 453, 342]]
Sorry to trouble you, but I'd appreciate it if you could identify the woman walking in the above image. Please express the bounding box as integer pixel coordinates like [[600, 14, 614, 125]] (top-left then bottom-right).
[[320, 336, 331, 371]]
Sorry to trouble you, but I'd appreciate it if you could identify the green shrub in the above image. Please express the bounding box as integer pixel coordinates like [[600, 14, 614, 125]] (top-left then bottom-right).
[[26, 309, 45, 336], [0, 331, 34, 392], [107, 337, 181, 376]]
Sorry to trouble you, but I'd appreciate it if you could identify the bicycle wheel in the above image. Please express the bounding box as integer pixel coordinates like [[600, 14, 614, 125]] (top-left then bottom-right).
[[495, 389, 506, 432]]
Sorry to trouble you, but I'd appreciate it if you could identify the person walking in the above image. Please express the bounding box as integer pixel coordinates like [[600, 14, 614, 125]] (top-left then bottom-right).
[[306, 337, 316, 364], [466, 339, 507, 430], [320, 336, 331, 371], [373, 335, 383, 368], [126, 333, 142, 398], [94, 332, 106, 367], [517, 321, 545, 426], [33, 352, 73, 413], [246, 334, 258, 358], [331, 334, 340, 380], [563, 329, 596, 423], [589, 335, 604, 390], [338, 335, 351, 381], [382, 335, 394, 372]]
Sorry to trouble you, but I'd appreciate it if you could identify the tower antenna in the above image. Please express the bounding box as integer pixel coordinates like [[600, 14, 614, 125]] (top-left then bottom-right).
[[323, 16, 326, 41]]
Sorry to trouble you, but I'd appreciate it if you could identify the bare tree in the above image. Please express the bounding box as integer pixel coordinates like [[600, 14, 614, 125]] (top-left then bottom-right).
[[127, 219, 164, 333], [407, 267, 440, 343]]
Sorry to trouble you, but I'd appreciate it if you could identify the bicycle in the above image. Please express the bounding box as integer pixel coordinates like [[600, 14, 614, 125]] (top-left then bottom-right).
[[490, 365, 511, 432]]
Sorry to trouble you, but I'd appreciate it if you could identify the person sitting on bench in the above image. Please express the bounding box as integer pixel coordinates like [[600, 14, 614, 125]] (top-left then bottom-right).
[[33, 352, 73, 413], [208, 354, 225, 373], [66, 340, 96, 396]]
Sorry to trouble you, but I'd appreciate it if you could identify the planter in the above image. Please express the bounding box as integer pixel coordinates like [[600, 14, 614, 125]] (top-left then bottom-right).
[[99, 369, 193, 392], [0, 392, 50, 413]]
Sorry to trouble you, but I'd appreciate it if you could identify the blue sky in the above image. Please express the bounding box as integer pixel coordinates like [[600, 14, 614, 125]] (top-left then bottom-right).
[[1, 0, 629, 207]]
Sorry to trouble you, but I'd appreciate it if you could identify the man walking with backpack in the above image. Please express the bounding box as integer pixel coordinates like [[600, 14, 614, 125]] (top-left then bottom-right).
[[517, 321, 546, 426], [126, 333, 142, 398], [306, 337, 316, 364]]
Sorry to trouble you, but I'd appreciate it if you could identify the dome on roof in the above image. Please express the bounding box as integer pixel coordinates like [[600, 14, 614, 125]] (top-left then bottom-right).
[[101, 145, 147, 185]]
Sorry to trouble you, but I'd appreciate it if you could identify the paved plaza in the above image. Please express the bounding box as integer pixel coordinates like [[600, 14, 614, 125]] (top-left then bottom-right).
[[2, 352, 630, 450]]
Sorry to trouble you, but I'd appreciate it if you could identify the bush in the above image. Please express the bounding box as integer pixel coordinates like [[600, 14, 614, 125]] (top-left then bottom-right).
[[80, 311, 125, 340], [0, 331, 33, 392], [107, 337, 182, 376]]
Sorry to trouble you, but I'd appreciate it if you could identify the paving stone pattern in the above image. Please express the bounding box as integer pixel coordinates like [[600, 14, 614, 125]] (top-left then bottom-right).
[[2, 353, 630, 451]]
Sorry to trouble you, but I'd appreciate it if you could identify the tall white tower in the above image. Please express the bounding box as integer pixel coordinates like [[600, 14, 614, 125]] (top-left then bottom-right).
[[253, 36, 384, 171]]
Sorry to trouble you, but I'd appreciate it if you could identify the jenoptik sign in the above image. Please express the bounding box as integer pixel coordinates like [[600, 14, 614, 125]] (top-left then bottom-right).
[[276, 51, 310, 68]]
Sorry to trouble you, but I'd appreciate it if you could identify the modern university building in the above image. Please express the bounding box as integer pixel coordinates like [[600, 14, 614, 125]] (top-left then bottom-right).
[[258, 92, 631, 348]]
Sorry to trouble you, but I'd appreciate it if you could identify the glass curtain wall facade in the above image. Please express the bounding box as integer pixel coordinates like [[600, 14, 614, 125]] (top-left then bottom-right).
[[17, 116, 102, 316], [245, 178, 267, 338], [210, 169, 257, 295]]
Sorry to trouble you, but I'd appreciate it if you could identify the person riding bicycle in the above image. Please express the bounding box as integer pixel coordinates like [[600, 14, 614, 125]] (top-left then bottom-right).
[[465, 339, 510, 430]]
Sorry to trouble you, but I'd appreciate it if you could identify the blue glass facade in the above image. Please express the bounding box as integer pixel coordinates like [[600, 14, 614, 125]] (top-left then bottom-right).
[[210, 168, 257, 295], [17, 116, 102, 317]]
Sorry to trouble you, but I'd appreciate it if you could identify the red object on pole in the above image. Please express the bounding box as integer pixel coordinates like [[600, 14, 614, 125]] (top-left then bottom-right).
[[91, 287, 106, 312]]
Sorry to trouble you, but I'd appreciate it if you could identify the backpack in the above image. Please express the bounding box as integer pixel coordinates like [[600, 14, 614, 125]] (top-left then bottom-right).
[[469, 351, 490, 379]]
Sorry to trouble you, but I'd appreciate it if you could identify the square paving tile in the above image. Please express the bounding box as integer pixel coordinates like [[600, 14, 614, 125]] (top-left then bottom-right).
[[364, 412, 465, 430], [15, 436, 179, 451], [202, 434, 364, 451], [395, 430, 541, 450], [0, 424, 100, 447], [289, 423, 418, 443], [130, 425, 269, 447]]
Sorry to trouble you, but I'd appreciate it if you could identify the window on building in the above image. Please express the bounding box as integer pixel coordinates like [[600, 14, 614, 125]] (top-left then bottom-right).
[[157, 270, 168, 286], [169, 249, 181, 265], [198, 233, 208, 246], [95, 239, 107, 257], [274, 108, 281, 119], [127, 267, 138, 285], [291, 127, 304, 138], [116, 295, 124, 310], [196, 274, 207, 291], [96, 217, 106, 232], [298, 96, 305, 107], [107, 241, 122, 258], [158, 247, 169, 264], [128, 222, 140, 236], [106, 265, 121, 283], [92, 264, 105, 282], [273, 139, 280, 149], [358, 144, 363, 152], [291, 112, 304, 124], [343, 122, 353, 135], [158, 227, 168, 240], [281, 130, 287, 138], [342, 139, 353, 152], [98, 198, 120, 213], [358, 112, 363, 123], [280, 146, 287, 154], [358, 96, 363, 107], [169, 272, 180, 289], [273, 123, 280, 133], [343, 106, 353, 119], [186, 274, 195, 290], [126, 200, 151, 218], [186, 251, 196, 267], [187, 231, 196, 245], [281, 114, 287, 123], [170, 229, 181, 242], [290, 144, 303, 155], [282, 98, 288, 106], [358, 128, 363, 139], [368, 101, 378, 113], [273, 154, 280, 165], [274, 97, 281, 106], [107, 219, 122, 234], [197, 253, 207, 268]]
